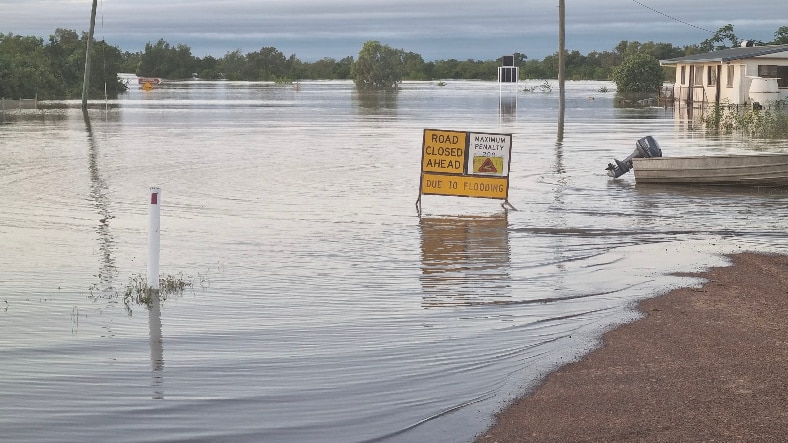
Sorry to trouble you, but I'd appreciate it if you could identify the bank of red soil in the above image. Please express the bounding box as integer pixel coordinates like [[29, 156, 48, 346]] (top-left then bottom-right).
[[477, 252, 788, 442]]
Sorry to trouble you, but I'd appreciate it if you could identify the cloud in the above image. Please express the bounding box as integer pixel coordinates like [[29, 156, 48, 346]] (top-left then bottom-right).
[[2, 0, 784, 61]]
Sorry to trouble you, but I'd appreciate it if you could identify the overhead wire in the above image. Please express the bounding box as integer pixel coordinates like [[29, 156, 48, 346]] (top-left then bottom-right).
[[630, 0, 714, 34]]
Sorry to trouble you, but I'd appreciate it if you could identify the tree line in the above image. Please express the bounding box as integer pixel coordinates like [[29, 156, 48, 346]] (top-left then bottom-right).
[[1, 28, 126, 100], [1, 25, 786, 99]]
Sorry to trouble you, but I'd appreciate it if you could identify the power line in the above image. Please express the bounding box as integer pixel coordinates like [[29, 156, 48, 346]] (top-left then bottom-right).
[[630, 0, 713, 34]]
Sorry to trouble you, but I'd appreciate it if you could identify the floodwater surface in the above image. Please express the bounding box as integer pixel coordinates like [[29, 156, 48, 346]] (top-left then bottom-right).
[[1, 80, 787, 442]]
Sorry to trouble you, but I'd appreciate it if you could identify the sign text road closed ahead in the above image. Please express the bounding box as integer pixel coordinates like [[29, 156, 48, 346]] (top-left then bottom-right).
[[422, 129, 466, 174], [419, 129, 512, 200]]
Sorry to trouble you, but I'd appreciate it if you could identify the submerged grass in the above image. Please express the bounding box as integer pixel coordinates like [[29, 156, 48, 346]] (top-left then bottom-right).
[[86, 265, 218, 315], [702, 100, 788, 139], [122, 273, 193, 315]]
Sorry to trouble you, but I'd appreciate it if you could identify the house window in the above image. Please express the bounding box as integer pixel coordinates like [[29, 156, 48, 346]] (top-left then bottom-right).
[[694, 66, 703, 86], [707, 66, 717, 86], [758, 65, 788, 88], [726, 65, 734, 88], [680, 66, 686, 85]]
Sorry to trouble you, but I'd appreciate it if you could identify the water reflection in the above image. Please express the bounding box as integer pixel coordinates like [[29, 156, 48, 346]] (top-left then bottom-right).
[[419, 214, 511, 307], [672, 103, 707, 131], [550, 140, 569, 292], [554, 140, 566, 175], [148, 291, 165, 400], [498, 94, 517, 124], [613, 92, 659, 108], [84, 111, 117, 294], [352, 89, 399, 112]]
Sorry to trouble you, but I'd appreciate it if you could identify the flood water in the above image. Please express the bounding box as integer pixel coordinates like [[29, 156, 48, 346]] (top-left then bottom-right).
[[1, 79, 787, 442]]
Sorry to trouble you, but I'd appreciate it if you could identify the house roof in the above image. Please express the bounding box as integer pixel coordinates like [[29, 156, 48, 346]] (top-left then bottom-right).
[[660, 44, 788, 65]]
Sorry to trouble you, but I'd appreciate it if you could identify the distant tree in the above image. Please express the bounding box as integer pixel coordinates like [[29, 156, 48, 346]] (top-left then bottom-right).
[[614, 40, 641, 58], [0, 30, 125, 99], [120, 50, 141, 74], [194, 55, 221, 79], [772, 26, 788, 44], [432, 58, 461, 79], [245, 46, 288, 80], [0, 34, 59, 98], [612, 52, 663, 93], [45, 29, 82, 94], [293, 54, 330, 80], [351, 40, 404, 89], [84, 38, 127, 97], [559, 50, 597, 79], [335, 56, 354, 79], [522, 58, 551, 79], [137, 39, 196, 79], [699, 24, 739, 51], [402, 51, 426, 80], [287, 54, 307, 79], [564, 50, 588, 80], [218, 49, 245, 80]]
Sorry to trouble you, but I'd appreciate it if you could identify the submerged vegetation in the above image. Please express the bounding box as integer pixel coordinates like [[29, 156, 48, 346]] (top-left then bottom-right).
[[352, 41, 404, 90], [523, 80, 553, 93], [611, 52, 663, 93], [122, 273, 193, 315], [87, 272, 198, 315], [702, 100, 788, 139]]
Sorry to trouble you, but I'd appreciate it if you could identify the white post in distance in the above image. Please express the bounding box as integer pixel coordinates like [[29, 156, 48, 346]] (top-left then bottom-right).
[[148, 187, 161, 291]]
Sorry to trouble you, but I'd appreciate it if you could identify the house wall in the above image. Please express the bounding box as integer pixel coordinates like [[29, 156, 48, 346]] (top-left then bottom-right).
[[672, 55, 788, 105], [740, 59, 788, 103], [673, 63, 725, 104]]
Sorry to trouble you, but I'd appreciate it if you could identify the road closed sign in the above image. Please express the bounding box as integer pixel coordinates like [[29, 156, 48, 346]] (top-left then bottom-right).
[[418, 129, 512, 201], [421, 129, 466, 174]]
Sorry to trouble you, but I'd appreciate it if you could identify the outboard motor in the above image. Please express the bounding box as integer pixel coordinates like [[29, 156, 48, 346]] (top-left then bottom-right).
[[606, 136, 662, 178]]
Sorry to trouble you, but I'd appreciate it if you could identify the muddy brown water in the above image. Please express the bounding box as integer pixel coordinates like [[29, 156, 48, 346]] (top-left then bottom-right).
[[1, 80, 786, 442]]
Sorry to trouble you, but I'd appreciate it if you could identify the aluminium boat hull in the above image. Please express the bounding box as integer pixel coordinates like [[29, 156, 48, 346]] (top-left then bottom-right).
[[632, 154, 788, 186]]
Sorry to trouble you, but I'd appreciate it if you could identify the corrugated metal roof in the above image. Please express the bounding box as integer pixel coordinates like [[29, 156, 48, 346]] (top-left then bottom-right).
[[660, 44, 788, 65]]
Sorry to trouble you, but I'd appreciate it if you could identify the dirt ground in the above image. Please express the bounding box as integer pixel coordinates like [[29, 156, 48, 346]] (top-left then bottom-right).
[[475, 252, 788, 443]]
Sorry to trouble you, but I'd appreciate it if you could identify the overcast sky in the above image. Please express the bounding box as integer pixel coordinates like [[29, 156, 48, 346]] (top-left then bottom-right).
[[2, 0, 785, 61]]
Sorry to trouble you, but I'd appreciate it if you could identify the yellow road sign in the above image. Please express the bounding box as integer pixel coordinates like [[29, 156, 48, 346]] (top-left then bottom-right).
[[421, 173, 508, 199], [418, 129, 513, 206], [421, 129, 466, 174]]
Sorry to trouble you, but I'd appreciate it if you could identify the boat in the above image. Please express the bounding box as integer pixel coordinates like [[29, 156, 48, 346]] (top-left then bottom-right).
[[607, 136, 788, 187], [632, 154, 788, 186]]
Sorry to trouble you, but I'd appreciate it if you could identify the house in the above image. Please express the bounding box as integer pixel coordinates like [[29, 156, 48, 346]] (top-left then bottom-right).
[[660, 43, 788, 106]]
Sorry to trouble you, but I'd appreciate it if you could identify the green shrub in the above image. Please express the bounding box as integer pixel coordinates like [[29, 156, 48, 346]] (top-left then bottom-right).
[[612, 53, 663, 93]]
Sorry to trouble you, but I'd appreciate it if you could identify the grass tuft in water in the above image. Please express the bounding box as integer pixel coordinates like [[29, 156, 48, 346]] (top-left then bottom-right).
[[523, 80, 553, 93], [122, 273, 193, 315]]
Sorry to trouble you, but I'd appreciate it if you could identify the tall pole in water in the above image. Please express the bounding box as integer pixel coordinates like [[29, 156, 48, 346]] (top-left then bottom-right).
[[557, 0, 566, 141], [81, 0, 98, 112]]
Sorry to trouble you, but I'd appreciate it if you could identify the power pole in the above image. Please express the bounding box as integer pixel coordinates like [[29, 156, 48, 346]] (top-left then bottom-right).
[[82, 0, 98, 112], [557, 0, 566, 141]]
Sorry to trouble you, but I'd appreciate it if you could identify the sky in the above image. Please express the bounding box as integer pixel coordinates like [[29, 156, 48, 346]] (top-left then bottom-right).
[[2, 0, 786, 61]]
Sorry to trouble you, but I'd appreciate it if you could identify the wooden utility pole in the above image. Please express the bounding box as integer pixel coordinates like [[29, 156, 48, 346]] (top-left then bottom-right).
[[81, 0, 98, 112], [557, 0, 566, 141]]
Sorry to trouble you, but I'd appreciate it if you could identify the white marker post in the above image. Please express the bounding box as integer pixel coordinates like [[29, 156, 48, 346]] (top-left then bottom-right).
[[147, 187, 161, 291]]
